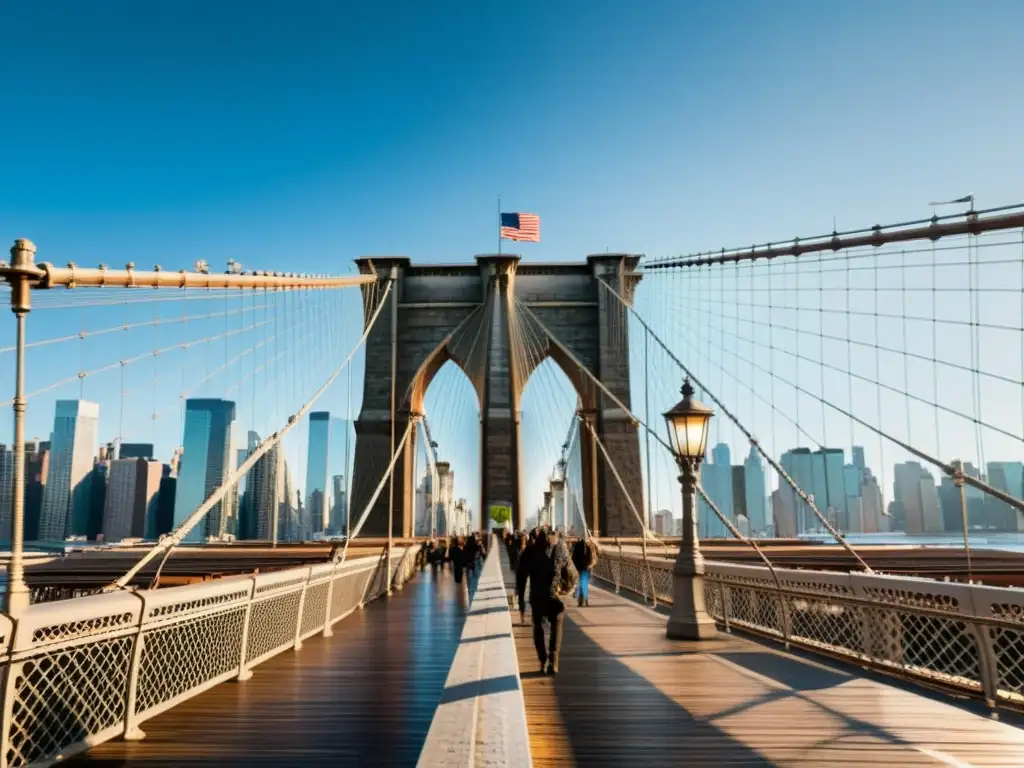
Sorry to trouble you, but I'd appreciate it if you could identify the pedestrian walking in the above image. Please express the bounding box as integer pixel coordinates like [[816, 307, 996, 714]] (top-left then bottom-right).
[[525, 530, 577, 675], [571, 536, 599, 607]]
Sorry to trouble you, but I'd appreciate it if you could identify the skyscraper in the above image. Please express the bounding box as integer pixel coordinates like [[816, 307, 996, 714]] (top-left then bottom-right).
[[938, 460, 985, 532], [851, 445, 866, 473], [893, 461, 943, 534], [697, 443, 731, 537], [985, 462, 1024, 531], [278, 459, 297, 541], [331, 474, 348, 535], [305, 412, 331, 536], [816, 448, 847, 529], [88, 456, 111, 540], [414, 472, 432, 536], [39, 400, 100, 540], [238, 431, 281, 540], [436, 462, 453, 535], [771, 487, 796, 537], [778, 447, 846, 533], [860, 469, 887, 533], [743, 445, 767, 535], [24, 440, 50, 541], [0, 444, 15, 540], [780, 448, 814, 534], [102, 458, 163, 542], [173, 398, 236, 543], [0, 442, 47, 540]]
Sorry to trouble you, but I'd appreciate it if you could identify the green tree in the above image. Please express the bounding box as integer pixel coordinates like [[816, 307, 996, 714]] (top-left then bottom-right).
[[489, 505, 511, 525]]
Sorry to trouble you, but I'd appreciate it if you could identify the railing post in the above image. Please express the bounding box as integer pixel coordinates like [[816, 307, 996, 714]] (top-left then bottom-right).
[[615, 539, 622, 594], [777, 590, 792, 650], [112, 590, 150, 742], [721, 583, 732, 633], [294, 572, 309, 651], [122, 629, 147, 741], [969, 620, 1002, 717], [236, 580, 255, 681], [391, 547, 404, 592], [322, 562, 337, 638]]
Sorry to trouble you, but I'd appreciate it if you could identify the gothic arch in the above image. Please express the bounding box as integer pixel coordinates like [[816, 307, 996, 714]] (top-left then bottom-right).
[[350, 254, 645, 536]]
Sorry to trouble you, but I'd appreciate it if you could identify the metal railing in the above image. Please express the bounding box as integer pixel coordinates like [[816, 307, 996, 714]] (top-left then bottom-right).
[[592, 551, 1024, 713], [0, 546, 418, 768]]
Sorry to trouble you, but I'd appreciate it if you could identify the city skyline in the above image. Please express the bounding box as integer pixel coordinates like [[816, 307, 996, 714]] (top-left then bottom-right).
[[7, 387, 1024, 545]]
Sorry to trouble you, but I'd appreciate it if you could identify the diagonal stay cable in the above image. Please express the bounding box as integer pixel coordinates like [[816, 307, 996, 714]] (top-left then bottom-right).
[[655, 286, 1024, 516], [576, 412, 663, 604], [584, 279, 874, 572], [107, 279, 395, 590]]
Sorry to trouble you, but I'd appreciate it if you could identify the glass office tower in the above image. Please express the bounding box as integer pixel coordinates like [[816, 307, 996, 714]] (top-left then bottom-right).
[[173, 398, 236, 543]]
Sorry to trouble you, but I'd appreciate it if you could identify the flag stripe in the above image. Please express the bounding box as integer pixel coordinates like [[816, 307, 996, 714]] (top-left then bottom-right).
[[499, 212, 541, 242]]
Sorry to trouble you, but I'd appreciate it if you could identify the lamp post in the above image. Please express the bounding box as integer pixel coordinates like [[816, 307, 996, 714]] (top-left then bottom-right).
[[663, 378, 717, 641]]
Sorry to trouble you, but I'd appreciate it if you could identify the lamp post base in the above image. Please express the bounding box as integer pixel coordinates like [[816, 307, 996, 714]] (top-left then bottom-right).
[[666, 571, 717, 641], [666, 613, 718, 641]]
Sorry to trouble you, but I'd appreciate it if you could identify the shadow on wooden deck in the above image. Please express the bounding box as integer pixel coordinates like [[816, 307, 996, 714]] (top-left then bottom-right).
[[514, 582, 1024, 767], [73, 565, 470, 767]]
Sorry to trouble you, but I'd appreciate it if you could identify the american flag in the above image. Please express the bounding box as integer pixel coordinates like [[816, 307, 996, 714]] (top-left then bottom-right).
[[500, 212, 541, 242]]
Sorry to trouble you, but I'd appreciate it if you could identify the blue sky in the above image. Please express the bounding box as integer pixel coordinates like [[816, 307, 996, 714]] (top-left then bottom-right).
[[4, 1, 1024, 525]]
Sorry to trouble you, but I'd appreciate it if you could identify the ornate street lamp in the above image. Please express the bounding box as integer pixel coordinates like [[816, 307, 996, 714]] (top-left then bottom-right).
[[663, 378, 717, 641]]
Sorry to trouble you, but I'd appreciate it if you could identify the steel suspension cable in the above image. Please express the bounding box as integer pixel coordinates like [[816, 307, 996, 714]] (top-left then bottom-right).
[[106, 279, 394, 590]]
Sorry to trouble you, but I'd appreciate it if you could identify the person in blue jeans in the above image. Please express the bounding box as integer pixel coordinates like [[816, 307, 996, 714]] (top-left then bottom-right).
[[571, 537, 597, 607]]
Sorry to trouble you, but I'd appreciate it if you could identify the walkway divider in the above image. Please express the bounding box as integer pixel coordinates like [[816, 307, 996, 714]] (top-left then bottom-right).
[[417, 536, 532, 768]]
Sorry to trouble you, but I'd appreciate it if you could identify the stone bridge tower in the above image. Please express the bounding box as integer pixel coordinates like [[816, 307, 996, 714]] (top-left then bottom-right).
[[351, 254, 644, 537]]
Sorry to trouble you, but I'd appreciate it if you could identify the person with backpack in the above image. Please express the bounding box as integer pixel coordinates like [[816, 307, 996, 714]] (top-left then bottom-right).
[[525, 530, 577, 675], [571, 536, 598, 607]]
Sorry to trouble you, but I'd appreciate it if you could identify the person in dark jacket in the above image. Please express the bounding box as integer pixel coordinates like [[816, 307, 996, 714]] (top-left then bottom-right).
[[464, 534, 479, 586], [524, 530, 568, 675], [515, 530, 538, 621], [514, 532, 534, 624], [571, 537, 597, 607], [449, 536, 466, 585], [510, 531, 526, 574]]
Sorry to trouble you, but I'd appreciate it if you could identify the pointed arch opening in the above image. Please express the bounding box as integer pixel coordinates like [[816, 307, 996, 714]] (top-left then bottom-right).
[[520, 356, 579, 528], [416, 358, 481, 531]]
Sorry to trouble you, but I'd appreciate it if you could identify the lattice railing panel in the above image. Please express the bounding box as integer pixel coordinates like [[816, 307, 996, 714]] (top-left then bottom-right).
[[728, 587, 786, 638], [784, 595, 861, 653], [862, 608, 983, 690], [6, 636, 133, 767], [135, 606, 247, 715], [300, 582, 330, 638], [330, 568, 370, 621], [245, 590, 303, 664], [704, 581, 724, 619], [988, 626, 1024, 703]]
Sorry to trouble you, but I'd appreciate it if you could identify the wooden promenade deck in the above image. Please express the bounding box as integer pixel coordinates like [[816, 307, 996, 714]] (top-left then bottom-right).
[[513, 577, 1024, 767], [73, 564, 469, 767]]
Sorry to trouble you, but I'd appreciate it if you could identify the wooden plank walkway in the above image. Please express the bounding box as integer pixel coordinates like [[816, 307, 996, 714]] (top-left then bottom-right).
[[513, 578, 1024, 767], [73, 564, 469, 767]]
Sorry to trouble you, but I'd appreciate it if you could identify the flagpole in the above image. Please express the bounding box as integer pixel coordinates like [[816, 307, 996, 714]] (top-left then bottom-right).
[[497, 195, 502, 256]]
